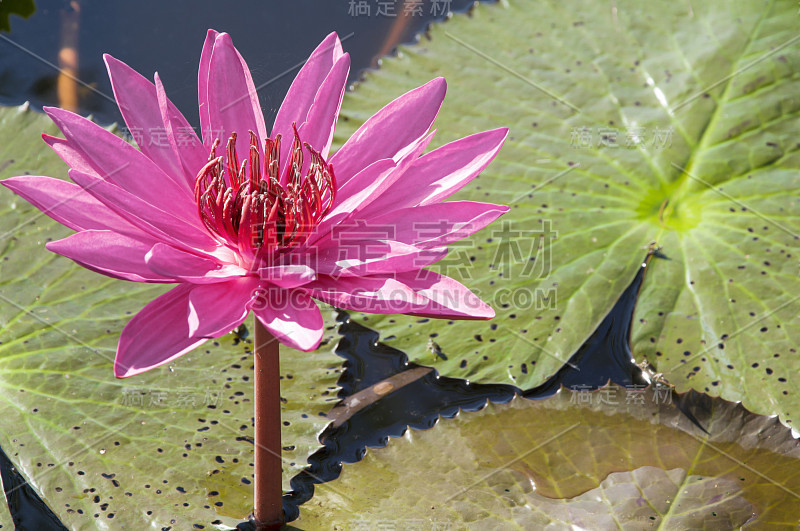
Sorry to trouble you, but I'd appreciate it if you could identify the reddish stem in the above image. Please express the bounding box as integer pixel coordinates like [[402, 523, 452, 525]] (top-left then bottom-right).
[[254, 319, 284, 530]]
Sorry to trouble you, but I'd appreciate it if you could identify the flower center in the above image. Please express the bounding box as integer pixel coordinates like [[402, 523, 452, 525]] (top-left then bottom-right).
[[194, 126, 336, 259]]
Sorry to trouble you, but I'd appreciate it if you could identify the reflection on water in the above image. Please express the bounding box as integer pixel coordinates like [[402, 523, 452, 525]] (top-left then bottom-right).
[[56, 2, 79, 112], [0, 0, 483, 128]]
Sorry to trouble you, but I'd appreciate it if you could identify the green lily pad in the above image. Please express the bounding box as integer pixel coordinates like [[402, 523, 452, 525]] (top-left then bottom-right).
[[297, 384, 800, 528], [0, 104, 343, 528], [333, 0, 800, 426]]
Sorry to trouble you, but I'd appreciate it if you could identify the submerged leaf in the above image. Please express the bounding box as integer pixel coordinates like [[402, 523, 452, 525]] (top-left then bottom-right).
[[449, 467, 755, 529], [298, 385, 800, 528]]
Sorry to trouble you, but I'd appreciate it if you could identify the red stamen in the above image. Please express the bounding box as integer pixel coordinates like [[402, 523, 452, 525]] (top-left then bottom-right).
[[195, 126, 337, 261]]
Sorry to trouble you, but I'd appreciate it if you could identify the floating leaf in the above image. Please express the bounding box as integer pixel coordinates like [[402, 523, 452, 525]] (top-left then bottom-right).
[[298, 385, 800, 528], [333, 0, 800, 427], [0, 104, 342, 528]]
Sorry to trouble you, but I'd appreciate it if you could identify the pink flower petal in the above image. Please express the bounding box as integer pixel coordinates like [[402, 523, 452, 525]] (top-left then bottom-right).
[[334, 130, 434, 208], [204, 32, 268, 156], [309, 158, 397, 243], [273, 32, 344, 158], [329, 77, 446, 184], [1, 175, 144, 236], [306, 269, 493, 319], [310, 133, 433, 246], [309, 239, 447, 277], [359, 128, 508, 219], [46, 230, 172, 283], [257, 264, 317, 289], [360, 201, 510, 249], [187, 276, 258, 336], [297, 53, 350, 161], [115, 285, 205, 377], [115, 277, 257, 377], [68, 169, 219, 252], [153, 72, 208, 189], [43, 134, 96, 175], [396, 269, 494, 319], [198, 29, 219, 149], [104, 54, 206, 188], [145, 242, 248, 283], [44, 107, 198, 222], [305, 274, 429, 314], [252, 289, 323, 351]]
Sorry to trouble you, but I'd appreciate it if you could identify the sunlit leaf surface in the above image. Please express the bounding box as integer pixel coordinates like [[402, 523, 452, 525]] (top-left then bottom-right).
[[333, 0, 800, 428]]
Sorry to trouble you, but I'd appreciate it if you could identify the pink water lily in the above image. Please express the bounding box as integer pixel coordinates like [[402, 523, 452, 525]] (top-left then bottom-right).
[[1, 30, 508, 378]]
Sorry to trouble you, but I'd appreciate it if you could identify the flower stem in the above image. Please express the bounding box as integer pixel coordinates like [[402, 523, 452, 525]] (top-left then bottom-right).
[[254, 318, 284, 530]]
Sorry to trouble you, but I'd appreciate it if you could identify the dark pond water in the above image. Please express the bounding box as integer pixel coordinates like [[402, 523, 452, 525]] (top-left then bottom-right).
[[0, 1, 710, 528], [0, 0, 482, 127]]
